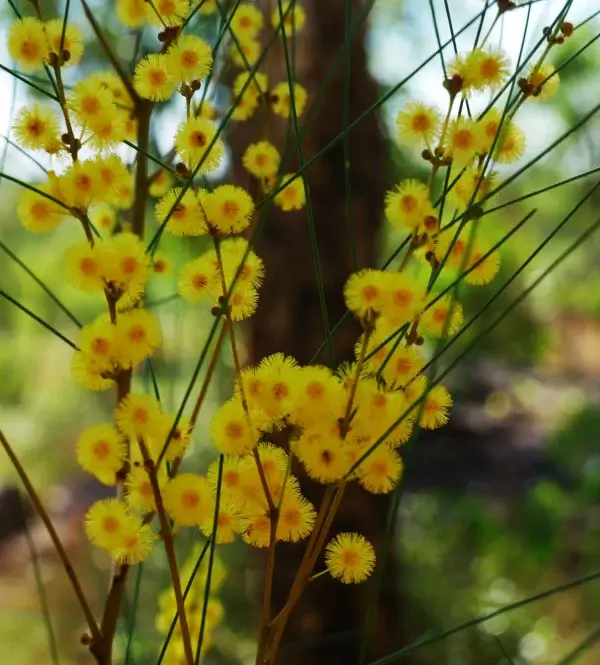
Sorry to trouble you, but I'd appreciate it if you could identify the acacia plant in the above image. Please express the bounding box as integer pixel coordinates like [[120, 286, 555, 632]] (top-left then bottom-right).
[[1, 0, 600, 664]]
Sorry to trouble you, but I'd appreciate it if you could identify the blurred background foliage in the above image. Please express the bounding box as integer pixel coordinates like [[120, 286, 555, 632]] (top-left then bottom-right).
[[2, 0, 600, 664]]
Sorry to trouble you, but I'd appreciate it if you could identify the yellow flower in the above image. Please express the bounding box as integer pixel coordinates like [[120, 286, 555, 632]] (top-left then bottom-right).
[[7, 18, 48, 73], [125, 464, 168, 513], [64, 240, 107, 292], [76, 424, 125, 485], [155, 187, 208, 236], [145, 0, 190, 27], [421, 295, 464, 338], [379, 273, 425, 328], [526, 62, 560, 102], [112, 524, 156, 564], [178, 254, 220, 304], [231, 3, 264, 42], [273, 173, 305, 211], [219, 237, 265, 288], [166, 35, 213, 84], [93, 155, 131, 205], [149, 170, 173, 198], [163, 474, 214, 526], [276, 492, 316, 542], [295, 429, 349, 484], [396, 101, 442, 147], [17, 184, 66, 234], [86, 107, 128, 150], [77, 316, 117, 371], [419, 384, 453, 430], [45, 18, 84, 67], [270, 82, 307, 118], [271, 2, 306, 35], [210, 399, 261, 455], [325, 533, 376, 583], [229, 39, 260, 69], [152, 252, 172, 276], [446, 166, 496, 210], [200, 500, 244, 544], [69, 79, 115, 127], [464, 246, 500, 286], [85, 498, 137, 550], [446, 117, 479, 165], [381, 345, 425, 388], [13, 103, 61, 151], [90, 203, 118, 235], [384, 179, 430, 231], [116, 0, 147, 28], [464, 47, 510, 91], [203, 185, 255, 235], [60, 160, 104, 209], [242, 513, 271, 548], [228, 283, 259, 321], [103, 232, 152, 303], [174, 117, 224, 172], [71, 351, 115, 392], [242, 140, 281, 178], [344, 268, 387, 318], [357, 445, 403, 494], [134, 54, 174, 102], [115, 393, 163, 442], [114, 309, 162, 369]]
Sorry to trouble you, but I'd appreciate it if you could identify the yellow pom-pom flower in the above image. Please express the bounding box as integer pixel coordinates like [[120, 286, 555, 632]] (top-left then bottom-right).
[[116, 0, 147, 28], [325, 533, 376, 584], [293, 366, 346, 424], [77, 316, 117, 372], [125, 464, 168, 513], [379, 273, 425, 328], [178, 254, 219, 304], [463, 47, 510, 91], [384, 179, 430, 232], [166, 35, 213, 84], [134, 54, 174, 102], [395, 101, 442, 147], [114, 309, 162, 369], [112, 523, 156, 564], [344, 268, 387, 318], [357, 445, 403, 494], [145, 0, 189, 26], [220, 237, 265, 288], [71, 351, 115, 392], [60, 161, 104, 209], [45, 19, 84, 67], [155, 187, 208, 236], [69, 80, 115, 127], [17, 185, 65, 234], [526, 62, 559, 102], [90, 203, 118, 235], [64, 240, 107, 292], [163, 473, 214, 526], [276, 492, 316, 542], [420, 295, 463, 338], [231, 3, 264, 42], [210, 399, 260, 455], [115, 393, 163, 442], [228, 283, 259, 321], [7, 18, 48, 73], [174, 116, 224, 172], [230, 39, 260, 68], [446, 117, 479, 166], [295, 430, 349, 484], [76, 424, 125, 485], [464, 247, 500, 286], [13, 103, 61, 151], [242, 140, 281, 179], [85, 498, 137, 550], [200, 500, 244, 544], [446, 166, 497, 210], [203, 185, 255, 235], [381, 344, 425, 388], [419, 384, 453, 430], [270, 82, 307, 119], [271, 2, 306, 35], [149, 170, 173, 198], [273, 173, 306, 211]]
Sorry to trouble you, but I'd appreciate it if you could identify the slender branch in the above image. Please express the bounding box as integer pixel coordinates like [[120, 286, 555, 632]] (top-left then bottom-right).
[[0, 428, 100, 643], [139, 437, 195, 665]]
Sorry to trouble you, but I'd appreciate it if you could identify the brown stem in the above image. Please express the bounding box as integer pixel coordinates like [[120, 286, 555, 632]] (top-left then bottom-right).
[[131, 101, 153, 237], [255, 508, 279, 665], [0, 427, 101, 643], [138, 438, 196, 665], [53, 63, 78, 162], [189, 320, 228, 432]]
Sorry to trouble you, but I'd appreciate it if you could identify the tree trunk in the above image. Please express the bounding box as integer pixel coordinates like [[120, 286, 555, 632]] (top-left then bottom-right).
[[230, 0, 403, 662]]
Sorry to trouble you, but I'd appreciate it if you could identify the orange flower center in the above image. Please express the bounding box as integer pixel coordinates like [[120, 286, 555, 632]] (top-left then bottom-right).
[[341, 549, 359, 567], [371, 460, 388, 477], [410, 112, 431, 133], [225, 421, 244, 439], [480, 57, 500, 81], [91, 337, 111, 356], [239, 16, 252, 29], [181, 490, 200, 509], [20, 41, 40, 60], [192, 273, 208, 290], [30, 201, 49, 219], [361, 284, 379, 302], [254, 153, 268, 167], [26, 119, 45, 137], [272, 381, 288, 399], [283, 507, 300, 526], [75, 174, 93, 192], [181, 50, 199, 69], [453, 129, 474, 151], [372, 393, 387, 408], [306, 381, 325, 400], [189, 129, 208, 149], [81, 96, 101, 115], [392, 289, 412, 308], [395, 357, 412, 375], [224, 470, 240, 487], [128, 325, 147, 344], [154, 259, 166, 272], [149, 69, 167, 87], [400, 194, 417, 213], [222, 200, 240, 218], [320, 449, 334, 465], [92, 440, 111, 460], [121, 256, 138, 274], [102, 516, 120, 533], [132, 407, 149, 424], [80, 257, 98, 276]]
